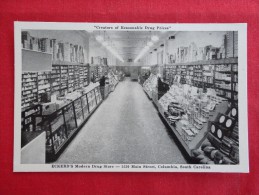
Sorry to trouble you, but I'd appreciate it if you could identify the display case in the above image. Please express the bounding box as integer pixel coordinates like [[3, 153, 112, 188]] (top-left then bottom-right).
[[21, 104, 42, 132], [87, 89, 97, 112], [143, 74, 158, 99], [157, 84, 229, 157], [41, 86, 103, 162], [74, 98, 84, 126], [45, 109, 67, 155], [139, 67, 151, 85], [94, 86, 102, 104], [81, 95, 89, 118], [63, 103, 77, 137], [192, 106, 239, 165]]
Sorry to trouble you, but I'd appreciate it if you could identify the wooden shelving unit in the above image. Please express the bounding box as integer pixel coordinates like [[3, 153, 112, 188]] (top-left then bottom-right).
[[37, 71, 51, 101], [22, 72, 38, 108], [22, 63, 90, 111], [163, 57, 238, 105]]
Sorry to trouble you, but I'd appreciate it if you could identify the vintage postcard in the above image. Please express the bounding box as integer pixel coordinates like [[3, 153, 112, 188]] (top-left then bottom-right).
[[14, 22, 248, 172]]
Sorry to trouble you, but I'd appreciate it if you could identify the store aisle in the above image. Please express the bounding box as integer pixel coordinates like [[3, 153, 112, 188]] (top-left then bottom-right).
[[56, 78, 187, 164]]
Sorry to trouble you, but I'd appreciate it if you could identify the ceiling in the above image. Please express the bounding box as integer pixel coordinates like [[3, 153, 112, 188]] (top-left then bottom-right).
[[89, 31, 173, 61]]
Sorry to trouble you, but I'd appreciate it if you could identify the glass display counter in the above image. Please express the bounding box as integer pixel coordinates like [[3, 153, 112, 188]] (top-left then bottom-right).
[[94, 87, 102, 104], [87, 90, 97, 112], [63, 103, 77, 137], [74, 98, 84, 126], [40, 86, 102, 162], [81, 95, 89, 118]]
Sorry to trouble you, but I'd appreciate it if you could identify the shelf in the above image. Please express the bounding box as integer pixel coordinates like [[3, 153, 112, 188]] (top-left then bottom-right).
[[215, 70, 231, 73], [214, 79, 231, 82], [166, 57, 238, 66], [38, 78, 50, 81], [38, 87, 50, 90], [164, 60, 238, 108], [22, 82, 37, 85], [52, 60, 88, 66], [217, 94, 232, 100], [214, 87, 232, 92], [22, 88, 37, 92]]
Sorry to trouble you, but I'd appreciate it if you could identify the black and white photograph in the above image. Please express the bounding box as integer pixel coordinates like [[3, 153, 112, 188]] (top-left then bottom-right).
[[14, 22, 248, 172]]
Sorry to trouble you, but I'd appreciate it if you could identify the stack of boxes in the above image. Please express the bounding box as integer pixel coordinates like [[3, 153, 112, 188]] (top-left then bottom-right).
[[63, 42, 71, 62], [21, 31, 85, 63], [226, 31, 238, 58], [70, 44, 74, 62], [197, 47, 206, 61], [168, 31, 238, 64], [31, 37, 39, 51], [79, 46, 85, 63], [22, 31, 32, 49], [50, 39, 57, 61], [188, 42, 198, 62], [58, 42, 64, 61], [74, 45, 79, 63], [177, 47, 188, 63]]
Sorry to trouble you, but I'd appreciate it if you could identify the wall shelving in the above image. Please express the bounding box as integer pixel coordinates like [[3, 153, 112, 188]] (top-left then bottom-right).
[[22, 63, 90, 110], [163, 57, 238, 106]]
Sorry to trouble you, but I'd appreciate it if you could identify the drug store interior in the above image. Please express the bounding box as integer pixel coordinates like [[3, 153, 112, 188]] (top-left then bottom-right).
[[21, 30, 239, 165]]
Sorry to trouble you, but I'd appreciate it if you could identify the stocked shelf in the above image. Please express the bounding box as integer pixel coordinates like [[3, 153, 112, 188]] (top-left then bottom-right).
[[163, 58, 238, 105], [90, 64, 107, 83], [22, 64, 90, 109], [37, 71, 51, 101], [157, 58, 239, 158], [22, 72, 38, 108], [20, 29, 243, 167], [83, 66, 89, 87]]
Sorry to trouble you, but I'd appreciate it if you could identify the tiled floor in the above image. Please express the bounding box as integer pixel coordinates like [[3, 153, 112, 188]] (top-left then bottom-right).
[[56, 78, 187, 164]]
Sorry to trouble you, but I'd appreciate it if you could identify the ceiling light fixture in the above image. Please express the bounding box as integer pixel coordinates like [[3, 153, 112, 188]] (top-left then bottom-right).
[[134, 45, 150, 63], [105, 45, 124, 63], [151, 35, 159, 42], [147, 41, 154, 47], [95, 33, 124, 63], [144, 45, 150, 50], [102, 41, 108, 46], [96, 35, 104, 42]]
